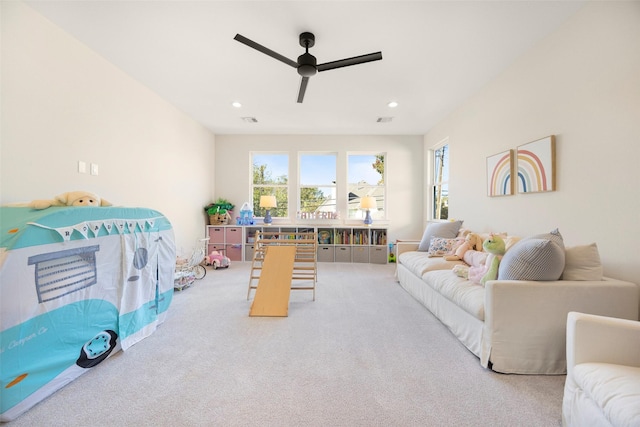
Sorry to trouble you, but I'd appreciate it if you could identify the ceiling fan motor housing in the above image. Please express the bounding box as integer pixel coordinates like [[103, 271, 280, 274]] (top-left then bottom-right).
[[297, 32, 317, 77], [297, 52, 317, 77]]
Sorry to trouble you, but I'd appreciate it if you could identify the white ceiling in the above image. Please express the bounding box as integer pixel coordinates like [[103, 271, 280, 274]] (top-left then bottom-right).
[[26, 1, 586, 135]]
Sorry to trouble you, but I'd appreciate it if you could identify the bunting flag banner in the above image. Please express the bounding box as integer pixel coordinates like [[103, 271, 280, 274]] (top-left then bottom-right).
[[88, 221, 104, 236], [57, 227, 74, 241], [114, 220, 126, 233], [27, 216, 164, 242], [126, 221, 137, 233], [73, 222, 90, 239]]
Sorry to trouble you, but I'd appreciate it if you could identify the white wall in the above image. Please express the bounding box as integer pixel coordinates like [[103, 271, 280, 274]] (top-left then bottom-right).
[[214, 134, 424, 243], [1, 2, 216, 254], [424, 1, 640, 283]]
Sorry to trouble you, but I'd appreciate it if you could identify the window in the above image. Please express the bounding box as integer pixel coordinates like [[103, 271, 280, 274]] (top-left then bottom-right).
[[251, 153, 288, 218], [432, 144, 449, 220], [347, 153, 385, 219], [299, 153, 337, 218]]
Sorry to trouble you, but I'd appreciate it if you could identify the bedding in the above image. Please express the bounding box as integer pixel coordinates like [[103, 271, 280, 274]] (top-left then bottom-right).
[[0, 206, 175, 421]]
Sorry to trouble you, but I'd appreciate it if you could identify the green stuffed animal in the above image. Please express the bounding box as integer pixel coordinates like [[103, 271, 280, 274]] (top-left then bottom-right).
[[480, 234, 506, 286]]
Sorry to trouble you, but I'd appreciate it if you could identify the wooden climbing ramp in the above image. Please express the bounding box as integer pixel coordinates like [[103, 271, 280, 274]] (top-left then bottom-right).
[[248, 231, 318, 317]]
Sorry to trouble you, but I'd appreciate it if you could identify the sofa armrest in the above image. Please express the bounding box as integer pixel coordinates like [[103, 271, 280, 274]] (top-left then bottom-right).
[[396, 240, 420, 256], [482, 278, 639, 374], [566, 311, 640, 376]]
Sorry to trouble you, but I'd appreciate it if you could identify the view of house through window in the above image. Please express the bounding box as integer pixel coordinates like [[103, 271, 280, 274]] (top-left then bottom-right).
[[252, 153, 288, 218], [432, 144, 449, 220], [299, 153, 337, 218], [348, 153, 385, 219]]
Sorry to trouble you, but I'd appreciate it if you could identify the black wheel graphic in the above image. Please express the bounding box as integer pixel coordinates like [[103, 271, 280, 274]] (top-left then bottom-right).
[[76, 330, 118, 369], [194, 265, 206, 280]]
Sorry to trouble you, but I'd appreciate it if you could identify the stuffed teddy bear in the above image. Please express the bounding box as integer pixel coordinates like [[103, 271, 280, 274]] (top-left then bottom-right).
[[444, 232, 482, 261], [28, 190, 112, 210]]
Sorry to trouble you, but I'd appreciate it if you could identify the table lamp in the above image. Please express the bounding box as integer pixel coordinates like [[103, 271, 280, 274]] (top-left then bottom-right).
[[360, 196, 376, 226], [259, 195, 277, 225]]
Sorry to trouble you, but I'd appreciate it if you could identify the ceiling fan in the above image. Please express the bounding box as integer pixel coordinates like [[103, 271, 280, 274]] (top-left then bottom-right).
[[234, 32, 382, 103]]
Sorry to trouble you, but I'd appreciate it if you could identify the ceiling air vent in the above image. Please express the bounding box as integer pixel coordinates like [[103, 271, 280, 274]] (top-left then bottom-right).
[[377, 117, 393, 123], [241, 117, 258, 123]]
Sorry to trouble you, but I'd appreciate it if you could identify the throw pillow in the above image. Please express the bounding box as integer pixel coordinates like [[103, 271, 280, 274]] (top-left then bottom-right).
[[562, 243, 603, 281], [427, 237, 465, 257], [498, 228, 565, 281], [418, 220, 464, 252]]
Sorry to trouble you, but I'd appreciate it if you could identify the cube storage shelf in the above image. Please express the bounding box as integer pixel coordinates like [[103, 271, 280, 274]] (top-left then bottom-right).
[[206, 225, 388, 264]]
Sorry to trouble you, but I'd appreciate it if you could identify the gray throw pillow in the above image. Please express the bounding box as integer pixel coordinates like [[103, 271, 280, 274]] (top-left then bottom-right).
[[498, 228, 565, 281], [418, 220, 463, 252]]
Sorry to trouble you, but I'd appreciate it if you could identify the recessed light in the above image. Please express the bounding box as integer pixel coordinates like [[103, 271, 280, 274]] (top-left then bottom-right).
[[387, 101, 399, 108], [232, 101, 242, 108]]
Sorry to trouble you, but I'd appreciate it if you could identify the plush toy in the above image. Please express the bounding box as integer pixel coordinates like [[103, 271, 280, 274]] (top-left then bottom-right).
[[444, 232, 482, 261], [479, 234, 506, 286], [452, 264, 469, 279], [455, 235, 506, 285], [28, 191, 112, 210]]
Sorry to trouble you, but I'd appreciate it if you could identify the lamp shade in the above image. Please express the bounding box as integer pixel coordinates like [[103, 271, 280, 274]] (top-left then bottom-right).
[[259, 195, 277, 209], [359, 196, 376, 209]]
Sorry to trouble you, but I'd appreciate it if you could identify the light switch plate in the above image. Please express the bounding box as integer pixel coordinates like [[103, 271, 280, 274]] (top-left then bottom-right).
[[78, 161, 86, 173], [90, 163, 99, 176]]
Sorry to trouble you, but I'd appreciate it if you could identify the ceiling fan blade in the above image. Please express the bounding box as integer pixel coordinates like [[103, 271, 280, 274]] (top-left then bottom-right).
[[234, 34, 298, 68], [297, 76, 310, 103], [317, 52, 382, 72]]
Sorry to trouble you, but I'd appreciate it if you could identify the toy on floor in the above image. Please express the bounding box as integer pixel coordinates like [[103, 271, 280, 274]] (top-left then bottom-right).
[[174, 239, 208, 290], [206, 250, 230, 269]]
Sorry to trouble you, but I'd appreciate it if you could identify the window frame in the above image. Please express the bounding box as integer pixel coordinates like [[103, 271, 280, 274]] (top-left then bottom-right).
[[250, 152, 290, 219], [430, 141, 449, 221], [347, 152, 386, 220], [298, 152, 338, 219]]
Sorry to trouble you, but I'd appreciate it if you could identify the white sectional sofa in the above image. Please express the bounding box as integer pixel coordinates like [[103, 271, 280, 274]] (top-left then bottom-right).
[[395, 226, 639, 375], [563, 312, 640, 427]]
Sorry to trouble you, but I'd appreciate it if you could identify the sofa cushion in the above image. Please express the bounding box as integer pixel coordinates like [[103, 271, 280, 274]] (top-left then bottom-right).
[[418, 220, 463, 251], [562, 243, 603, 281], [422, 270, 485, 320], [498, 228, 565, 281], [398, 251, 464, 277], [573, 362, 640, 427], [427, 237, 465, 257]]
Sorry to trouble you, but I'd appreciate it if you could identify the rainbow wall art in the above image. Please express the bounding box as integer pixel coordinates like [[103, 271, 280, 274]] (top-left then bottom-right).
[[487, 150, 514, 197], [517, 136, 556, 193]]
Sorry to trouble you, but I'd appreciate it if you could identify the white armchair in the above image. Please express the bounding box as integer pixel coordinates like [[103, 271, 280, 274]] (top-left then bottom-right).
[[563, 311, 640, 427]]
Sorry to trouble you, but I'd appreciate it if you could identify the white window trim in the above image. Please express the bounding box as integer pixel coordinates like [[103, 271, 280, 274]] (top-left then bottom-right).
[[428, 138, 449, 221]]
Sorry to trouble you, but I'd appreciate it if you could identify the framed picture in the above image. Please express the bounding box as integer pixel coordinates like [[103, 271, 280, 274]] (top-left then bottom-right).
[[487, 149, 514, 197], [517, 135, 556, 193]]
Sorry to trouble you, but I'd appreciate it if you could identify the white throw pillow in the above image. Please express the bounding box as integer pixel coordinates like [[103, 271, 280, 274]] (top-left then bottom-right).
[[562, 243, 603, 281], [418, 220, 463, 252]]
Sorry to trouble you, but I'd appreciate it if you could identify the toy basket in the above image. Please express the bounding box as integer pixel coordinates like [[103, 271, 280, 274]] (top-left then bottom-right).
[[209, 211, 231, 225]]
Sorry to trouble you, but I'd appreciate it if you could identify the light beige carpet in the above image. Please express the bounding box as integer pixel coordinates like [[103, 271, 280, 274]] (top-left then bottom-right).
[[8, 262, 565, 426]]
